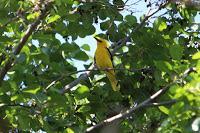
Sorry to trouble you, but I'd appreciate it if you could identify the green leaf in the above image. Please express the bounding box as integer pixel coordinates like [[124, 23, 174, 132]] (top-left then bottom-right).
[[180, 8, 190, 20], [192, 52, 200, 60], [27, 12, 40, 20], [118, 22, 128, 33], [47, 15, 61, 24], [11, 95, 18, 101], [74, 50, 89, 61], [77, 85, 89, 96], [67, 14, 80, 22], [65, 128, 75, 133], [62, 42, 80, 53], [154, 61, 172, 73], [85, 25, 95, 36], [98, 10, 108, 20], [66, 0, 74, 4], [115, 13, 123, 21], [154, 18, 167, 31], [81, 44, 90, 51], [23, 87, 41, 94], [158, 21, 167, 31], [18, 113, 31, 130], [82, 16, 93, 29], [169, 44, 183, 60], [125, 15, 137, 25], [21, 45, 30, 63], [77, 105, 91, 113], [74, 85, 90, 99], [67, 22, 82, 37], [16, 53, 26, 63], [31, 53, 50, 64], [158, 106, 169, 115], [21, 45, 30, 56], [113, 0, 125, 6], [100, 20, 110, 31], [75, 98, 89, 105]]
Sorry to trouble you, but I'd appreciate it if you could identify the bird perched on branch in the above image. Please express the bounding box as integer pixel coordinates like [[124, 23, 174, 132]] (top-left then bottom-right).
[[94, 36, 120, 91]]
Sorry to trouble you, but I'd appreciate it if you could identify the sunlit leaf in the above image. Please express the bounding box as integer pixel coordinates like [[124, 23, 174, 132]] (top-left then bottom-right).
[[66, 128, 75, 133], [74, 85, 90, 99], [11, 95, 18, 101], [23, 87, 41, 94], [158, 106, 169, 115], [192, 52, 200, 59], [154, 17, 167, 31], [27, 12, 40, 20], [47, 15, 61, 24]]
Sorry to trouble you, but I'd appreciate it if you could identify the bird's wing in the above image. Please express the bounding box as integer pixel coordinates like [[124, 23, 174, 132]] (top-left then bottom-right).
[[106, 48, 113, 61], [106, 48, 114, 67]]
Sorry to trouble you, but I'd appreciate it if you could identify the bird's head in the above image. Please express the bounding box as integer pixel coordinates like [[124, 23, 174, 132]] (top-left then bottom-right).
[[94, 36, 109, 47]]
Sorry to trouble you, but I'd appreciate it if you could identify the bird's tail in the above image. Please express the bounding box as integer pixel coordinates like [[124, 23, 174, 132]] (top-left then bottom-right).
[[106, 71, 120, 91]]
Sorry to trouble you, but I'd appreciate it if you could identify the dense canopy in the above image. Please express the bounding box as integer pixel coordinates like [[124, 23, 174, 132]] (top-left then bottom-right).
[[0, 0, 199, 132]]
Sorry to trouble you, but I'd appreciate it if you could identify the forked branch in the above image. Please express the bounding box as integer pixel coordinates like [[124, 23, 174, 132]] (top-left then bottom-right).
[[0, 2, 52, 85]]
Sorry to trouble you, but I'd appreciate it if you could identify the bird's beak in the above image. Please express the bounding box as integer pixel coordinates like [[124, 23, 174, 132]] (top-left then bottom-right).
[[94, 36, 101, 42]]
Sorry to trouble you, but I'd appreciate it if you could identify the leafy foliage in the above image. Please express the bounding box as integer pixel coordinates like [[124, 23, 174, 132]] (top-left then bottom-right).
[[0, 0, 199, 132]]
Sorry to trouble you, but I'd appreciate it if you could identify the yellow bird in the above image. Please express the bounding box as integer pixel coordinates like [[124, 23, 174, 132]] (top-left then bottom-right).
[[94, 36, 120, 91]]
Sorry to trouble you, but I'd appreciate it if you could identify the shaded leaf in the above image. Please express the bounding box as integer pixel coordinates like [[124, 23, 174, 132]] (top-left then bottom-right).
[[169, 44, 183, 60], [125, 15, 137, 26], [154, 60, 172, 73]]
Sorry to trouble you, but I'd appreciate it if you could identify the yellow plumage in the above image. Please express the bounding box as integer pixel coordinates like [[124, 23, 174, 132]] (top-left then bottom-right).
[[94, 36, 120, 91]]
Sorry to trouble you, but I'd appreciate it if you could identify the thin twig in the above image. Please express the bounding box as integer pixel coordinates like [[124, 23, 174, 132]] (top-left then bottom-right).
[[45, 67, 99, 92], [145, 99, 177, 107], [125, 0, 143, 7], [59, 65, 95, 94], [46, 67, 152, 92], [0, 103, 31, 109]]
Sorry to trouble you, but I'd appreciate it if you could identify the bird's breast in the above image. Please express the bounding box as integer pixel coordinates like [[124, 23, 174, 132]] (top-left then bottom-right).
[[95, 47, 112, 69]]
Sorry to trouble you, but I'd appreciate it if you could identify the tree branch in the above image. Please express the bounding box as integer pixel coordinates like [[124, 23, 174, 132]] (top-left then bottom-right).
[[0, 2, 52, 85], [86, 82, 174, 132], [86, 67, 195, 132], [46, 67, 152, 93], [59, 65, 95, 94], [145, 99, 177, 107], [0, 103, 31, 109]]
